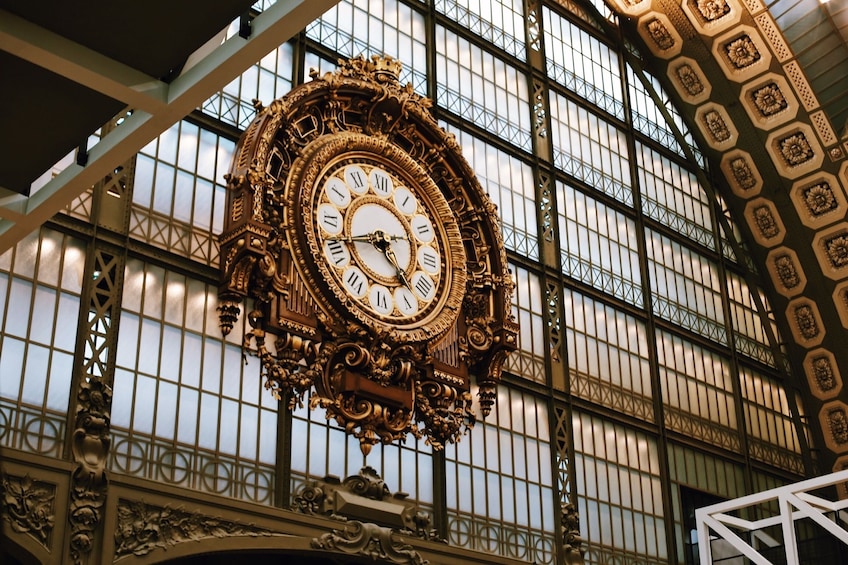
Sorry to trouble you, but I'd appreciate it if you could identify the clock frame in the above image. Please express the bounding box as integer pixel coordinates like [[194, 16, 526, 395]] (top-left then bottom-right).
[[218, 56, 517, 454]]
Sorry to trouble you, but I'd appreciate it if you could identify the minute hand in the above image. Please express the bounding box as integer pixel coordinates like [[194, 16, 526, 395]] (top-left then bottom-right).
[[325, 232, 409, 244]]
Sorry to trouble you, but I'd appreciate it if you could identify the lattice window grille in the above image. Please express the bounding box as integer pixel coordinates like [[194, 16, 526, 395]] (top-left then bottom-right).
[[651, 297, 729, 344], [552, 150, 633, 206], [546, 62, 626, 120], [640, 198, 715, 248], [437, 85, 534, 152], [435, 0, 526, 60], [561, 253, 644, 306]]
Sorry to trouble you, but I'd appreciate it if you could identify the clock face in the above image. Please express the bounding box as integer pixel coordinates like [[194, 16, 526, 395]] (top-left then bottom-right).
[[314, 160, 447, 324]]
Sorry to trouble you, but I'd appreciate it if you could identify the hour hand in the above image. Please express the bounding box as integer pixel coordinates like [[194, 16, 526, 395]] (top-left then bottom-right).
[[325, 233, 372, 243], [382, 245, 411, 289]]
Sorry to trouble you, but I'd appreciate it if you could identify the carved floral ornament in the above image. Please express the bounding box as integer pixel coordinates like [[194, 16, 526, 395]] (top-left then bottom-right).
[[217, 56, 518, 455]]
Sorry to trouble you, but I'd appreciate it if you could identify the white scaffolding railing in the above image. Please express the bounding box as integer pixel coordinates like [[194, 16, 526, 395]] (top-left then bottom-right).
[[696, 469, 848, 564]]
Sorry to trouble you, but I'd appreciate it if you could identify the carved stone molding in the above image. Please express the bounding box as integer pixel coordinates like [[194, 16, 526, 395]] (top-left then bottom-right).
[[833, 281, 848, 329], [312, 520, 428, 565], [739, 73, 798, 130], [70, 376, 113, 564], [766, 123, 823, 179], [744, 197, 785, 247], [637, 13, 682, 59], [606, 0, 651, 17], [766, 247, 806, 297], [789, 172, 846, 229], [785, 297, 825, 347], [813, 223, 848, 280], [682, 0, 741, 36], [695, 103, 738, 150], [667, 57, 712, 105], [712, 26, 771, 82], [0, 472, 55, 548], [720, 149, 763, 198], [113, 499, 277, 559], [561, 503, 585, 564], [293, 466, 437, 541], [804, 349, 842, 401], [820, 401, 848, 454]]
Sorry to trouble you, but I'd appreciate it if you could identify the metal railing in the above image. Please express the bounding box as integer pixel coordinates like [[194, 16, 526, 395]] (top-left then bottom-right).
[[696, 469, 848, 564]]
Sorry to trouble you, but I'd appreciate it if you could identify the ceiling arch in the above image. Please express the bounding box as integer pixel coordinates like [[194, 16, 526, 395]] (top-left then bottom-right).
[[602, 0, 848, 473]]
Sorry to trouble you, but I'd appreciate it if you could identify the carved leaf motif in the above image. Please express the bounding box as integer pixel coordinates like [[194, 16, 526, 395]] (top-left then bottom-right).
[[0, 473, 55, 545], [312, 520, 428, 565], [114, 500, 275, 558]]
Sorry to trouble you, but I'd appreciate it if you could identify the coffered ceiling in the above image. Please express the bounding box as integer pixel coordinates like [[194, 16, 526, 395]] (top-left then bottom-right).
[[609, 0, 848, 474]]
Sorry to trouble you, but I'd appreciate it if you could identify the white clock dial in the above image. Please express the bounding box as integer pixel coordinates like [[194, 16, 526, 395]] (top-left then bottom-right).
[[410, 214, 435, 243], [394, 286, 419, 316], [349, 203, 411, 278], [369, 167, 394, 198], [411, 271, 436, 302], [325, 177, 351, 208], [317, 203, 343, 235], [393, 186, 418, 215], [368, 284, 394, 315], [345, 165, 368, 194], [310, 150, 459, 330]]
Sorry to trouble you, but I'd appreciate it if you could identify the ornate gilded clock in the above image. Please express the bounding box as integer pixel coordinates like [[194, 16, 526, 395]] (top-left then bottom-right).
[[218, 56, 517, 454]]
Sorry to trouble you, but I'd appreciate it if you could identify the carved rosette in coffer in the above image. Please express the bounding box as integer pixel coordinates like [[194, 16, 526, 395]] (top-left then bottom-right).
[[217, 55, 518, 455]]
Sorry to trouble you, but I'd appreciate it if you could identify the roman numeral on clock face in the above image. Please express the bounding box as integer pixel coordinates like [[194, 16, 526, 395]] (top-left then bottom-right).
[[325, 239, 350, 266], [370, 168, 393, 197], [418, 245, 439, 273], [343, 267, 367, 298], [412, 272, 436, 301], [318, 204, 343, 235]]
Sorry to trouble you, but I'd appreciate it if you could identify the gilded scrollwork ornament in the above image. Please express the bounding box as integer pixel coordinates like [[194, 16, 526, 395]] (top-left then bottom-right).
[[218, 55, 518, 455]]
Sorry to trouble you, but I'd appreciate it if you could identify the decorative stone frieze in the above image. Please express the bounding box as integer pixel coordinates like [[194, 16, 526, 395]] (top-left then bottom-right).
[[785, 297, 825, 347], [766, 123, 823, 179], [0, 472, 55, 548], [783, 60, 819, 111], [113, 499, 277, 558], [804, 349, 842, 400], [813, 223, 848, 279], [744, 198, 785, 247], [695, 103, 738, 150], [766, 247, 805, 297], [789, 172, 846, 229], [667, 57, 712, 105], [721, 149, 763, 197], [682, 0, 741, 36], [312, 521, 427, 565], [638, 13, 682, 59], [820, 401, 848, 453], [739, 73, 798, 130], [713, 26, 771, 82], [810, 109, 838, 147], [754, 12, 791, 62]]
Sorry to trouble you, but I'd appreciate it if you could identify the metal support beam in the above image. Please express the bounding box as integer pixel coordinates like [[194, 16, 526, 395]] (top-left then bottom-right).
[[0, 0, 339, 253]]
